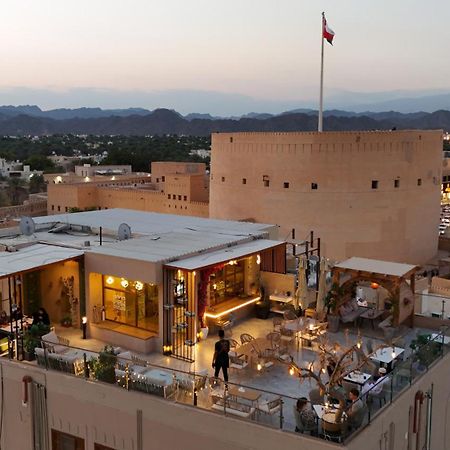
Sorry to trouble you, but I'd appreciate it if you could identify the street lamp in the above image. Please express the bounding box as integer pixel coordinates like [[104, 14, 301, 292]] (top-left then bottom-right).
[[82, 316, 88, 339]]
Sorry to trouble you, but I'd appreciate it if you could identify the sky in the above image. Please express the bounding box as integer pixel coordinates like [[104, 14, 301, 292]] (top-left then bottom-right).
[[0, 0, 449, 114]]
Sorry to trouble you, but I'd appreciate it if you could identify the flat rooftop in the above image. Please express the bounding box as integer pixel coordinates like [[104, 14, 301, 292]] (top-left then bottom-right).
[[0, 209, 281, 267]]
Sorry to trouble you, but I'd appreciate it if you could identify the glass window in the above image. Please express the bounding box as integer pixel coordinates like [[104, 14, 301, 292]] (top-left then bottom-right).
[[209, 261, 245, 305], [102, 275, 158, 332]]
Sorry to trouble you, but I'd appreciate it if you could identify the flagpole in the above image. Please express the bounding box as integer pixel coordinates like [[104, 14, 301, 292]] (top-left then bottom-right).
[[318, 12, 325, 132]]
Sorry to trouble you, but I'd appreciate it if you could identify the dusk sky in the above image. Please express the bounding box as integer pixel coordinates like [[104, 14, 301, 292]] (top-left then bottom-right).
[[1, 0, 449, 113]]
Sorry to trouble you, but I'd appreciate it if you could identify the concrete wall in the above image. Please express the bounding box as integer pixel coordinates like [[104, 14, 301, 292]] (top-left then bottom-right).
[[210, 130, 442, 264], [40, 260, 80, 326], [47, 174, 209, 218], [0, 360, 337, 450]]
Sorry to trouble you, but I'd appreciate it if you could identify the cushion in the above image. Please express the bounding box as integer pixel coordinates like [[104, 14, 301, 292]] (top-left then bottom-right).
[[52, 344, 69, 354], [42, 331, 59, 345]]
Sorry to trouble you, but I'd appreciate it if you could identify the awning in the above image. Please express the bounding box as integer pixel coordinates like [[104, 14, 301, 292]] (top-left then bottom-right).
[[0, 243, 84, 278], [334, 257, 418, 278], [165, 239, 285, 271]]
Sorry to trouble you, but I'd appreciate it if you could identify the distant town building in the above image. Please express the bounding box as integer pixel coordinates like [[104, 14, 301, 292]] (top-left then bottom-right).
[[46, 161, 209, 217], [0, 158, 43, 179]]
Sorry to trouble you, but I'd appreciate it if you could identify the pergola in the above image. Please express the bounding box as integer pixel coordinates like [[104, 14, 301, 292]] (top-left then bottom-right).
[[333, 257, 419, 326]]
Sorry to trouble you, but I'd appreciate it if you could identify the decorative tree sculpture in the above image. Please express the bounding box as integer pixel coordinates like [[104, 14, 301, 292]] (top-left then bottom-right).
[[285, 335, 380, 422]]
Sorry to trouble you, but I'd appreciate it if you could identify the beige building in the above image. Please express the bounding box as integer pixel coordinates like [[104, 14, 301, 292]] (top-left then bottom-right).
[[210, 130, 443, 264], [46, 162, 209, 218], [0, 209, 447, 449]]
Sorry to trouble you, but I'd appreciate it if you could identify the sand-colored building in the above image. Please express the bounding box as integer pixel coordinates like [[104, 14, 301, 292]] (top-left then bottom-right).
[[210, 130, 443, 264], [46, 162, 209, 217]]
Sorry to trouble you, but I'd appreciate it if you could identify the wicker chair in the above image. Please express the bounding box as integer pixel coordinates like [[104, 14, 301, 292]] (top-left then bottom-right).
[[240, 333, 255, 344]]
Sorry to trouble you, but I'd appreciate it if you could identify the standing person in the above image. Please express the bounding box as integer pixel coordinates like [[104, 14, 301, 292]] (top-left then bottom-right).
[[212, 329, 230, 383]]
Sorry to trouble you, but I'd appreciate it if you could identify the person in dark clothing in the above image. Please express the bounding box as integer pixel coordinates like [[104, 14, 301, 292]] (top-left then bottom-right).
[[212, 329, 230, 382], [32, 307, 50, 327]]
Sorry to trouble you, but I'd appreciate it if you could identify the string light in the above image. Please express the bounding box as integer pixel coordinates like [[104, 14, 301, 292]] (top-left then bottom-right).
[[289, 367, 295, 376], [120, 278, 129, 288], [256, 254, 261, 265], [106, 276, 114, 285], [257, 363, 262, 371], [135, 281, 144, 291]]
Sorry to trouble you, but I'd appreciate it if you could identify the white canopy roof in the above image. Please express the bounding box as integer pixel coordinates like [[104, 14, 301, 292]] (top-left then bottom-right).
[[165, 239, 284, 271], [0, 243, 83, 278], [334, 257, 418, 278]]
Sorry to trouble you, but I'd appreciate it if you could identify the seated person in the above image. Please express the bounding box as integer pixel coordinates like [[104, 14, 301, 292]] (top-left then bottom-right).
[[294, 397, 317, 434], [346, 388, 366, 430], [362, 367, 388, 397]]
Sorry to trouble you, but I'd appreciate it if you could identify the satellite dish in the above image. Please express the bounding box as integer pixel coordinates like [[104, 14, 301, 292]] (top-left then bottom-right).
[[20, 216, 36, 236], [118, 223, 132, 240]]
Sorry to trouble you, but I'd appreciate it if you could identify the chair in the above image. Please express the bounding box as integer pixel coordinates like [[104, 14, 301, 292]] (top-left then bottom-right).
[[257, 396, 282, 417], [229, 354, 249, 371], [228, 338, 240, 357], [283, 309, 298, 321], [273, 316, 283, 332], [279, 328, 295, 349], [240, 333, 255, 344], [131, 354, 148, 367], [267, 332, 290, 362]]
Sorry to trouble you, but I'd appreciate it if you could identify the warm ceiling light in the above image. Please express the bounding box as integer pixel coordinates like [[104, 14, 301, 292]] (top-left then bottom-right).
[[256, 254, 261, 265], [106, 276, 114, 285], [371, 282, 379, 289], [257, 363, 262, 371], [289, 367, 295, 376], [135, 281, 144, 291], [120, 278, 129, 288]]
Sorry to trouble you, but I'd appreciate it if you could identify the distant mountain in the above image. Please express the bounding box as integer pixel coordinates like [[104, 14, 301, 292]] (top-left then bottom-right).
[[0, 107, 448, 136], [0, 105, 153, 120]]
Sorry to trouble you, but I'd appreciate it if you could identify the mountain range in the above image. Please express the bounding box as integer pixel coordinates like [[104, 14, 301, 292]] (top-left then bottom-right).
[[0, 106, 448, 136]]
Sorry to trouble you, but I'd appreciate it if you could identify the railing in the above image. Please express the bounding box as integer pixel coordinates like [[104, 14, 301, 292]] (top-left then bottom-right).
[[2, 327, 449, 444]]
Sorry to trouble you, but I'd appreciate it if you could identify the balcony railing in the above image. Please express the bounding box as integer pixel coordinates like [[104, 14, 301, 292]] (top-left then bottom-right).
[[2, 326, 449, 445]]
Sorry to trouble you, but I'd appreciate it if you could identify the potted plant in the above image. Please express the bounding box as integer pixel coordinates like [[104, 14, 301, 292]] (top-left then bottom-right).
[[89, 346, 117, 384], [410, 333, 441, 371], [61, 315, 72, 328], [255, 285, 271, 319], [23, 323, 50, 361], [324, 283, 343, 333]]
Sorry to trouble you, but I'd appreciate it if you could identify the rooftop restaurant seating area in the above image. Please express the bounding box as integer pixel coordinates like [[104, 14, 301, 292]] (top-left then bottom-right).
[[8, 312, 446, 445]]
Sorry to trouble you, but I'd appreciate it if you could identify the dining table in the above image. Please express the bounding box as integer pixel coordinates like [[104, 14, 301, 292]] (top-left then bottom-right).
[[370, 346, 404, 368], [228, 386, 261, 405], [343, 370, 371, 386]]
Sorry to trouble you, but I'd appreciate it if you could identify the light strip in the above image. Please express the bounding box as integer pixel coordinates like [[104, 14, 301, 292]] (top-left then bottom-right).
[[204, 296, 260, 319]]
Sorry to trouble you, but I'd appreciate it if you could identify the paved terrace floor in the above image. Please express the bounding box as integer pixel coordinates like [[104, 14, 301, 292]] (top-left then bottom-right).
[[53, 316, 432, 432]]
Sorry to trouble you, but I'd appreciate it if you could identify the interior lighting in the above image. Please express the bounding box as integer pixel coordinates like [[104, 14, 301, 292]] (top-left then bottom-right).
[[204, 296, 260, 319], [135, 281, 144, 291], [371, 282, 379, 289], [120, 278, 129, 288], [289, 367, 295, 376], [391, 347, 396, 359], [256, 254, 261, 265], [257, 362, 262, 371], [357, 341, 362, 349], [106, 276, 114, 285]]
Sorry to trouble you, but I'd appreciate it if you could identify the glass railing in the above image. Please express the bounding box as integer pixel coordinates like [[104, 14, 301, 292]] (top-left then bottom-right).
[[2, 326, 449, 443]]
